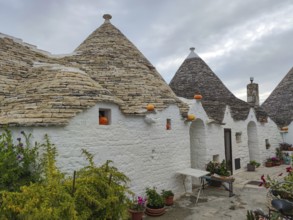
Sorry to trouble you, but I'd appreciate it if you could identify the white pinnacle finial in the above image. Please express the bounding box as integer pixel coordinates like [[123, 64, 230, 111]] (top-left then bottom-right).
[[103, 14, 112, 23], [187, 47, 199, 59]]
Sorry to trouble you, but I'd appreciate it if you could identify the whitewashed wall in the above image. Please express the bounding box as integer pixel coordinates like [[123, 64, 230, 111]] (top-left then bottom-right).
[[7, 103, 191, 197], [222, 107, 282, 173], [185, 99, 283, 175]]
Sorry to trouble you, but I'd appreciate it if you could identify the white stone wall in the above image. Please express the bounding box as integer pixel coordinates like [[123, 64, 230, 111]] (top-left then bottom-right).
[[222, 107, 282, 173], [6, 103, 191, 197], [186, 100, 282, 175]]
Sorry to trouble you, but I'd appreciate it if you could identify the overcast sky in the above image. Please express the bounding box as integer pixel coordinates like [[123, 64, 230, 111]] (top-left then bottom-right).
[[0, 0, 292, 103]]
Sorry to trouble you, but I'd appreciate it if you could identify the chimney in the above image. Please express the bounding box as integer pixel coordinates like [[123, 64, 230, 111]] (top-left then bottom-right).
[[247, 77, 259, 106]]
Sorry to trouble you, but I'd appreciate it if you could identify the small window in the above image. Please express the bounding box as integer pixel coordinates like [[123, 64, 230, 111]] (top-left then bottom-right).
[[166, 119, 171, 130], [265, 139, 270, 149], [213, 154, 219, 162], [235, 132, 242, 143], [99, 109, 111, 125]]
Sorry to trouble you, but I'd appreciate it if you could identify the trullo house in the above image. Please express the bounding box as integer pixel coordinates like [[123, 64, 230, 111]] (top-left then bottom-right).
[[0, 14, 191, 196], [169, 47, 282, 175], [0, 14, 282, 196]]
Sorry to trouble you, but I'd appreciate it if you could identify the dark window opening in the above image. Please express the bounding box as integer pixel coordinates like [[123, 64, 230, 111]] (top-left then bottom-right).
[[99, 109, 111, 125]]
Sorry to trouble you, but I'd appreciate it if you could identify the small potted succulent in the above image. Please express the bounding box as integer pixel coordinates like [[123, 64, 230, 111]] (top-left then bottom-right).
[[145, 187, 165, 216], [161, 189, 174, 206], [247, 160, 260, 171]]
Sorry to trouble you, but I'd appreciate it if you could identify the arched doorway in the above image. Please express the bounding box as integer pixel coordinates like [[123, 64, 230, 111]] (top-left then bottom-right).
[[190, 119, 206, 170], [247, 121, 259, 162]]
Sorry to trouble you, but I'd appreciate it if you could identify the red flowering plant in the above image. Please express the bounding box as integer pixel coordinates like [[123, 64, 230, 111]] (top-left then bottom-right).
[[259, 166, 293, 201], [129, 196, 146, 212]]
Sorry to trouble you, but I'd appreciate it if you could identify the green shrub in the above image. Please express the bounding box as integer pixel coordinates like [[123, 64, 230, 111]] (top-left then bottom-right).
[[0, 132, 131, 220], [71, 149, 131, 220], [0, 134, 77, 220], [0, 128, 42, 191]]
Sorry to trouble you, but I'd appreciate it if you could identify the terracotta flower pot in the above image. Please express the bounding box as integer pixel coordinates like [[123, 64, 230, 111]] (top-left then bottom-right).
[[145, 206, 165, 217], [265, 161, 273, 167], [165, 196, 174, 206], [128, 209, 144, 220], [273, 161, 281, 166]]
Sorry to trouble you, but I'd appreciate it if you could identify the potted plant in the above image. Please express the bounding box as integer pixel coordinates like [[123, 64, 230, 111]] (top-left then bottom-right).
[[276, 147, 284, 164], [283, 152, 291, 165], [260, 167, 293, 202], [271, 157, 281, 166], [161, 189, 174, 206], [280, 142, 292, 151], [206, 160, 231, 187], [247, 160, 260, 171], [128, 196, 146, 220], [145, 187, 165, 216], [265, 158, 273, 167]]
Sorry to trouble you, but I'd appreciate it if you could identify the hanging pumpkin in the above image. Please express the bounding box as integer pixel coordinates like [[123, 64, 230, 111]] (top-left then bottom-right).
[[187, 114, 196, 121], [146, 104, 155, 111], [99, 116, 108, 125], [194, 94, 202, 100]]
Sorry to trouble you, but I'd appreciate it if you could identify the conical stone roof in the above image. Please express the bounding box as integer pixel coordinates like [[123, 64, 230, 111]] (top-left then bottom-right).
[[261, 67, 293, 127], [64, 14, 188, 116], [0, 14, 188, 127], [169, 48, 267, 123]]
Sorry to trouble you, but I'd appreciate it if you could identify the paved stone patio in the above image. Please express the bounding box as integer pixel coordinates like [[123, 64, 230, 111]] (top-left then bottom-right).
[[144, 165, 288, 220]]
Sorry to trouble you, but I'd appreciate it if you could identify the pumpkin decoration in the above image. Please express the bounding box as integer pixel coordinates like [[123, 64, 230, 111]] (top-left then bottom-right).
[[281, 127, 289, 131], [146, 104, 155, 111], [187, 114, 196, 121], [194, 94, 202, 100], [99, 116, 108, 125], [166, 123, 171, 130]]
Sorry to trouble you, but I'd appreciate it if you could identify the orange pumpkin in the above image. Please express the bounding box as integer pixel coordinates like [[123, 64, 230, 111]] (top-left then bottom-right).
[[281, 127, 288, 131], [146, 104, 155, 111], [187, 114, 196, 121], [166, 123, 171, 130], [194, 94, 202, 100], [99, 116, 108, 125]]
